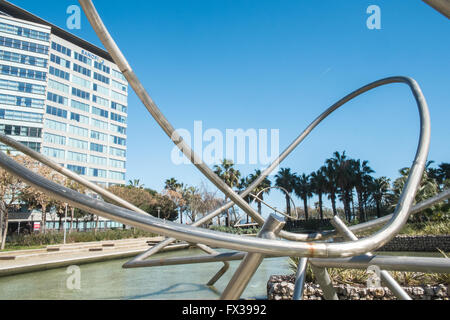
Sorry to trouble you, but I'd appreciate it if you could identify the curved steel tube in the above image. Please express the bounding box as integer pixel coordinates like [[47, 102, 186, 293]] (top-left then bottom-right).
[[0, 1, 431, 259], [80, 0, 431, 247], [0, 73, 430, 259], [253, 186, 299, 220]]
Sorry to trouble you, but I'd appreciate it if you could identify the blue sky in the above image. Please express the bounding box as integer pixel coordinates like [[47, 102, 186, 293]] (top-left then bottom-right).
[[11, 0, 450, 218]]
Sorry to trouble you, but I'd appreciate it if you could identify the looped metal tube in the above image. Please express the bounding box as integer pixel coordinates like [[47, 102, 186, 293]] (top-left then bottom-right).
[[0, 73, 430, 258], [0, 1, 431, 259], [77, 0, 431, 246]]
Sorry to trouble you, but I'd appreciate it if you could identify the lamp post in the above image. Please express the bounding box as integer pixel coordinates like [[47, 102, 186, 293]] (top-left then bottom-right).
[[157, 206, 161, 219]]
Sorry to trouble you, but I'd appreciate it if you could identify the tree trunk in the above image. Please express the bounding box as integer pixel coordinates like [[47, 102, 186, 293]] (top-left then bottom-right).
[[357, 190, 365, 222], [180, 209, 183, 224], [331, 193, 337, 216], [285, 194, 291, 217], [318, 192, 324, 220], [303, 198, 309, 220], [59, 214, 63, 232], [41, 205, 47, 234], [0, 203, 8, 250], [94, 215, 99, 234], [224, 197, 230, 227], [376, 200, 381, 218]]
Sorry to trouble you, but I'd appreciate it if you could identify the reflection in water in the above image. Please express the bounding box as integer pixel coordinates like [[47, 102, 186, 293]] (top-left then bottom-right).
[[0, 249, 439, 300], [0, 248, 290, 300]]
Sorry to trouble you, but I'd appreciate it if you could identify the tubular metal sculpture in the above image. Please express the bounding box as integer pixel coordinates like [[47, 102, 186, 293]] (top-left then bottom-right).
[[0, 0, 449, 300]]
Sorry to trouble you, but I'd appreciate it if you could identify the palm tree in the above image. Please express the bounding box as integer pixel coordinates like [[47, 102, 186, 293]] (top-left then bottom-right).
[[370, 177, 391, 218], [322, 164, 338, 216], [353, 159, 374, 222], [128, 179, 144, 189], [274, 168, 297, 217], [310, 169, 327, 220], [213, 159, 241, 227], [164, 178, 182, 191], [294, 173, 312, 220], [327, 151, 354, 221], [247, 170, 272, 220], [237, 177, 252, 223]]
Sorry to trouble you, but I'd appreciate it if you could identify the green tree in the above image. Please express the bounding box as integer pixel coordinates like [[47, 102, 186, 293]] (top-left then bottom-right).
[[370, 176, 391, 218], [309, 169, 327, 220], [213, 159, 241, 227], [274, 168, 297, 217], [352, 159, 374, 222], [247, 169, 272, 221], [391, 167, 439, 222], [294, 173, 312, 220], [0, 154, 27, 250], [326, 151, 354, 221]]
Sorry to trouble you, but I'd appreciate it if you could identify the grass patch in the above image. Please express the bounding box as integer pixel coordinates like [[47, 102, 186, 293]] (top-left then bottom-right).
[[289, 252, 450, 286], [209, 225, 260, 235], [3, 229, 157, 251]]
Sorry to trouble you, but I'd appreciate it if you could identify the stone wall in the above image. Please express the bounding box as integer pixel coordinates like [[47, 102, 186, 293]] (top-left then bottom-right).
[[377, 235, 450, 252], [267, 275, 449, 300]]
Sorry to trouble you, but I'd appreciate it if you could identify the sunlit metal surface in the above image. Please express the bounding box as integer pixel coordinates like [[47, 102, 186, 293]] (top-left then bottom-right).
[[0, 0, 448, 300]]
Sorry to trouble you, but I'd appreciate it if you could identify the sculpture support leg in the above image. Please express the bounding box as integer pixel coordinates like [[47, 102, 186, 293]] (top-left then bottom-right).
[[293, 258, 308, 300], [309, 265, 339, 300], [220, 215, 285, 300], [331, 216, 412, 300]]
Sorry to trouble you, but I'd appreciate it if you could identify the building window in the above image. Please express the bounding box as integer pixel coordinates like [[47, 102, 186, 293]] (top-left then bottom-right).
[[0, 109, 42, 123], [0, 36, 49, 54], [73, 63, 91, 77], [90, 142, 106, 154], [90, 130, 107, 141], [47, 92, 68, 106], [108, 170, 125, 181], [0, 22, 50, 42], [0, 93, 44, 109], [0, 79, 45, 95], [48, 79, 69, 94], [110, 123, 126, 135], [70, 112, 89, 124], [51, 42, 71, 57], [0, 49, 47, 68], [73, 52, 92, 66], [94, 61, 110, 74], [43, 146, 65, 159], [110, 135, 126, 146], [67, 151, 87, 163], [46, 105, 67, 118], [92, 106, 108, 118], [90, 155, 107, 166], [44, 119, 66, 132], [69, 125, 89, 138], [72, 87, 90, 101], [1, 64, 46, 81], [67, 165, 86, 175], [0, 124, 42, 138], [93, 72, 109, 84], [72, 74, 91, 89], [43, 132, 66, 145], [109, 146, 126, 158], [68, 137, 88, 150], [89, 168, 107, 178], [49, 66, 69, 81], [110, 112, 127, 124], [50, 53, 70, 69]]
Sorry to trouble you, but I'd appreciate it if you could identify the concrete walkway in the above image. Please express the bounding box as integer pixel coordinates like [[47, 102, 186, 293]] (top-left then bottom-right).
[[0, 237, 188, 277]]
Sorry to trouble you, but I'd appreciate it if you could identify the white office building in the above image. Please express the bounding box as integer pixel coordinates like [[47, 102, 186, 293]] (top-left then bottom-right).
[[0, 1, 128, 188]]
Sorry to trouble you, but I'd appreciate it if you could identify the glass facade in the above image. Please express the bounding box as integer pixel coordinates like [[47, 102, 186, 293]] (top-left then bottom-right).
[[0, 14, 128, 186]]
